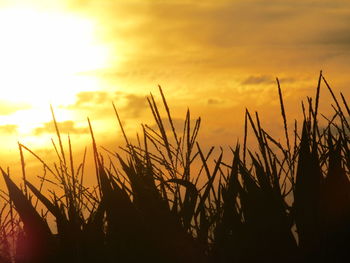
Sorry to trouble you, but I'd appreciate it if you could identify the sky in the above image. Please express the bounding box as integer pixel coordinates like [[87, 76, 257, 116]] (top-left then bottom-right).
[[0, 0, 349, 180]]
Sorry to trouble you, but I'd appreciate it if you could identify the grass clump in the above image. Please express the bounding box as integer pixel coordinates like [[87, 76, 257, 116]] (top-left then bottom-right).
[[0, 72, 350, 263]]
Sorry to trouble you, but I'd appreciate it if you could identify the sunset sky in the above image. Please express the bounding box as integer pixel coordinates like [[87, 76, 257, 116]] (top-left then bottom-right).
[[0, 0, 349, 178]]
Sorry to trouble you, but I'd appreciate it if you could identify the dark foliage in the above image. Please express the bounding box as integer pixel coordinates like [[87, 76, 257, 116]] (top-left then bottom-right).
[[1, 73, 349, 262]]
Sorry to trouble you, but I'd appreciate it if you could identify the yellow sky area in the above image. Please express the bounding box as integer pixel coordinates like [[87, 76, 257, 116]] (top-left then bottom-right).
[[0, 4, 111, 150], [66, 0, 350, 145], [1, 0, 350, 183]]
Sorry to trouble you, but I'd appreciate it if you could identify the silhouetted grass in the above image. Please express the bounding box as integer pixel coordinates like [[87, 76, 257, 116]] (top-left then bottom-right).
[[1, 72, 350, 263]]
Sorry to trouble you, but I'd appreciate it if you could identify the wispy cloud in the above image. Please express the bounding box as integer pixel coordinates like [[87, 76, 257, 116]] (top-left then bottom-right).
[[207, 98, 224, 105], [241, 76, 274, 86], [0, 101, 31, 116], [65, 91, 148, 119], [33, 121, 89, 135], [114, 92, 148, 118], [148, 117, 198, 132], [75, 91, 109, 105], [0, 124, 17, 134]]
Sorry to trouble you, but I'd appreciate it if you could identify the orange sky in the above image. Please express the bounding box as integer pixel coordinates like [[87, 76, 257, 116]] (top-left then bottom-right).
[[0, 0, 349, 181]]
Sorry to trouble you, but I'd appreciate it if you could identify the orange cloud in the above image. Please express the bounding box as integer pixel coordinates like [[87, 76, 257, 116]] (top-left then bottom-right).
[[33, 121, 89, 135]]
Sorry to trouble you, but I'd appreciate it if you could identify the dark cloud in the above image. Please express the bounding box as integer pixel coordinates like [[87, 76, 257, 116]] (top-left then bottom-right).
[[241, 75, 297, 86], [316, 28, 350, 47], [33, 121, 89, 135], [148, 117, 199, 133], [65, 0, 350, 78], [115, 92, 148, 118], [75, 91, 109, 105], [241, 76, 274, 86], [208, 98, 223, 105], [57, 0, 350, 151], [0, 124, 17, 134], [60, 0, 350, 104], [67, 91, 148, 119], [100, 1, 350, 66], [279, 77, 296, 83]]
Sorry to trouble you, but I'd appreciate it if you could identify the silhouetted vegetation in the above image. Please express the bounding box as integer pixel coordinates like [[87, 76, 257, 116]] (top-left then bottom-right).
[[1, 72, 350, 262]]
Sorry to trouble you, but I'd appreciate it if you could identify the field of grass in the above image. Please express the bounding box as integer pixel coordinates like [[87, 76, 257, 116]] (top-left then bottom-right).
[[1, 72, 350, 263]]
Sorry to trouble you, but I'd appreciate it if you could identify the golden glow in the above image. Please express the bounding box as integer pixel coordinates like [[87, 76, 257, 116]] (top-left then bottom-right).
[[0, 0, 348, 155], [0, 7, 109, 123]]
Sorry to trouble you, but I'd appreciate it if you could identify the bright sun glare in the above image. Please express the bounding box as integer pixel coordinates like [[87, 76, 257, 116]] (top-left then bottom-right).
[[0, 7, 109, 134]]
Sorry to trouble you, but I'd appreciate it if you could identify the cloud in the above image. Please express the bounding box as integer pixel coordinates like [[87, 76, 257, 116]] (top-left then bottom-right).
[[148, 117, 200, 133], [241, 76, 274, 86], [208, 98, 223, 105], [62, 0, 350, 73], [67, 90, 148, 119], [33, 121, 89, 135], [75, 91, 109, 105], [114, 92, 148, 118], [315, 27, 350, 47], [0, 124, 17, 134], [58, 0, 350, 149], [240, 75, 297, 86], [101, 1, 350, 64], [0, 101, 31, 116], [63, 0, 350, 104]]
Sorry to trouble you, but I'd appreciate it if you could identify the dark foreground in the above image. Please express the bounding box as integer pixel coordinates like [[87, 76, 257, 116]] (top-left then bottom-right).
[[1, 73, 350, 263]]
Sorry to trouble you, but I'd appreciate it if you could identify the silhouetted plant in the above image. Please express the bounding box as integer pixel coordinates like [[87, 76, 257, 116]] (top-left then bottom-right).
[[1, 72, 349, 263]]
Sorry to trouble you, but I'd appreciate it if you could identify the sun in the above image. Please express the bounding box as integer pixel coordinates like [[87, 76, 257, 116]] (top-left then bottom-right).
[[0, 6, 109, 112], [0, 6, 110, 140]]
